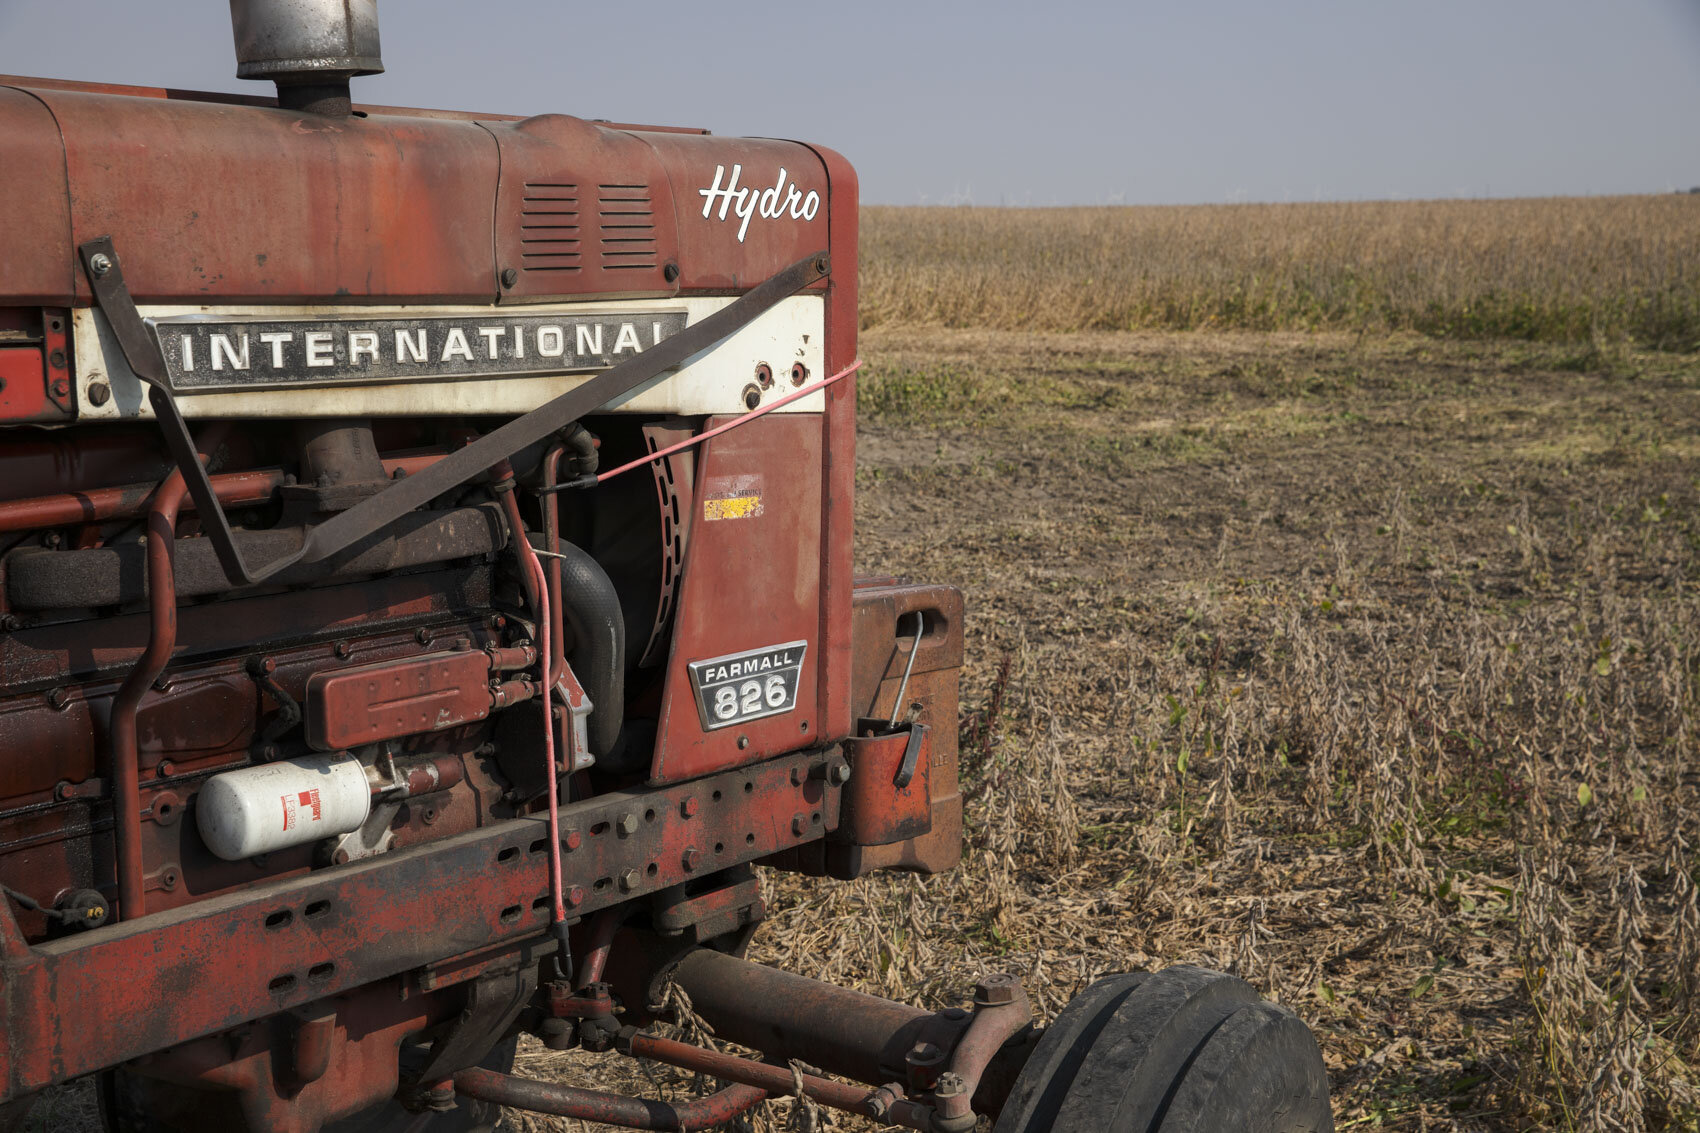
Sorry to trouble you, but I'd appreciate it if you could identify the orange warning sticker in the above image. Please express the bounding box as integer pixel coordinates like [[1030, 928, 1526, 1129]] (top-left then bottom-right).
[[703, 493, 764, 521]]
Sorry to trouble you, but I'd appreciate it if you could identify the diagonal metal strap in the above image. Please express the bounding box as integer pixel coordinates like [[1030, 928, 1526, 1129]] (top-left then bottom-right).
[[79, 237, 829, 585]]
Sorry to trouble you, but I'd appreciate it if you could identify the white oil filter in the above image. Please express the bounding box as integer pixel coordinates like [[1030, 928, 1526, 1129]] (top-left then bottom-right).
[[197, 755, 371, 861]]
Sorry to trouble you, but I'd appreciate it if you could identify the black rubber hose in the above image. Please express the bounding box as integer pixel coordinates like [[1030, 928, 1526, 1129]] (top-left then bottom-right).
[[552, 539, 626, 760]]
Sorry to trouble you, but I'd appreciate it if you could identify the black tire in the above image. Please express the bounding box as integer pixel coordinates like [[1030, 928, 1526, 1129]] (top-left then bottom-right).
[[993, 966, 1332, 1133]]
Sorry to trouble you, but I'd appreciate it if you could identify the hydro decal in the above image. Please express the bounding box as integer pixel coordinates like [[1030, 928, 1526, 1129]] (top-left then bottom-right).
[[698, 164, 821, 243], [151, 310, 689, 391]]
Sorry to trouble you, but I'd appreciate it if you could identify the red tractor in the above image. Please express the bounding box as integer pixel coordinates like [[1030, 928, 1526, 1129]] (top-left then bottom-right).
[[0, 4, 1332, 1130]]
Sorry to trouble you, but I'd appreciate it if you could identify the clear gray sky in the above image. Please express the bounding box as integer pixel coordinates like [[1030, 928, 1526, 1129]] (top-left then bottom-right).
[[3, 1, 1697, 205]]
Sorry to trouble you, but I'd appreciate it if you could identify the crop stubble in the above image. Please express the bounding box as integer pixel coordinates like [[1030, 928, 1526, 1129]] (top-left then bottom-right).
[[508, 321, 1700, 1132]]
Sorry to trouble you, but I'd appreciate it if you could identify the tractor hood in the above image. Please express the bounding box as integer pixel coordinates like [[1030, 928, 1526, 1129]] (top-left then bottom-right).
[[0, 77, 836, 308]]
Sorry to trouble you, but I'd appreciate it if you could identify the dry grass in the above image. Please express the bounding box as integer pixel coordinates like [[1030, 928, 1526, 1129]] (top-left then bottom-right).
[[503, 326, 1700, 1132], [860, 197, 1700, 350]]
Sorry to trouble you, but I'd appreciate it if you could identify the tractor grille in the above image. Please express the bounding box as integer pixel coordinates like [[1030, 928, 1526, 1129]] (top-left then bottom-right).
[[519, 183, 580, 273], [597, 185, 658, 271]]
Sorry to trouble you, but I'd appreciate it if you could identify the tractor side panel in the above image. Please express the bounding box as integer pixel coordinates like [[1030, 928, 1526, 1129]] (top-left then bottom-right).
[[649, 413, 826, 784]]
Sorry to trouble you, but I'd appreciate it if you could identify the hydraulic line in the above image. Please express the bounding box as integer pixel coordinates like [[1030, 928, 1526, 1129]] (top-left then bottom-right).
[[453, 1066, 766, 1130], [495, 479, 571, 977], [542, 359, 864, 493]]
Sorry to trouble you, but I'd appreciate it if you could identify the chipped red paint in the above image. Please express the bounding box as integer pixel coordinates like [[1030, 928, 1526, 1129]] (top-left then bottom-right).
[[0, 75, 838, 308], [649, 414, 826, 783]]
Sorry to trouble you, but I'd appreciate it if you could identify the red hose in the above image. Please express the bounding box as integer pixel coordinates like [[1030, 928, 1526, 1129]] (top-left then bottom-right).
[[453, 1066, 767, 1130], [108, 471, 191, 922], [586, 359, 863, 486], [495, 486, 569, 947]]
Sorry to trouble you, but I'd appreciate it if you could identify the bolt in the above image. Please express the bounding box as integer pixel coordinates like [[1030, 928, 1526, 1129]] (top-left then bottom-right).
[[907, 1042, 944, 1068], [615, 812, 639, 837], [332, 849, 350, 865], [422, 1081, 456, 1113], [792, 813, 809, 836], [737, 734, 750, 750], [46, 687, 69, 711], [334, 641, 352, 659], [564, 829, 582, 851], [51, 378, 69, 399], [790, 766, 805, 786], [88, 252, 113, 278], [157, 760, 176, 779], [0, 615, 19, 632], [41, 531, 61, 549], [501, 267, 519, 289], [811, 758, 852, 787], [682, 847, 702, 872], [88, 382, 111, 407], [488, 614, 507, 630], [663, 261, 680, 283], [617, 868, 640, 892], [742, 384, 761, 411], [681, 796, 699, 818], [49, 350, 66, 369], [565, 886, 585, 908], [152, 674, 172, 693], [415, 627, 434, 646], [974, 973, 1019, 1006], [933, 1073, 966, 1100]]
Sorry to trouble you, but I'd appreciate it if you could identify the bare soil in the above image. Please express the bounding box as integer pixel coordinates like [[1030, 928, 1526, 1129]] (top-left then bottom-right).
[[509, 328, 1700, 1132]]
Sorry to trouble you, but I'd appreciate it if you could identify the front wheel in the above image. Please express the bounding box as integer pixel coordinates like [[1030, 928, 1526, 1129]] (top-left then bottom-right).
[[993, 966, 1332, 1133]]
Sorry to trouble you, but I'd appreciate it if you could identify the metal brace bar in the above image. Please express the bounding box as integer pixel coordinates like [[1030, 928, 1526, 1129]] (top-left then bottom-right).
[[78, 237, 829, 587]]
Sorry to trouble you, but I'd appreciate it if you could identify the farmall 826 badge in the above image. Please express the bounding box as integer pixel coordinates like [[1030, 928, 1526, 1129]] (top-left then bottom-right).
[[698, 164, 821, 243], [688, 641, 807, 730]]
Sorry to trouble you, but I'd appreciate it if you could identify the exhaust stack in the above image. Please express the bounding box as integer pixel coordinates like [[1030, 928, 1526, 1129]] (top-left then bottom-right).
[[229, 0, 383, 117]]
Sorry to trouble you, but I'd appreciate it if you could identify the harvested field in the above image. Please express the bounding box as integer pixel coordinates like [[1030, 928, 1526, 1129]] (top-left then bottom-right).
[[20, 207, 1700, 1133], [861, 198, 1700, 349], [508, 324, 1700, 1131]]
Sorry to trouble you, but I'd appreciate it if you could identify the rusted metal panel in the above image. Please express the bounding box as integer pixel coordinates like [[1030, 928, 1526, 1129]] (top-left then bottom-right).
[[849, 580, 966, 693], [772, 581, 965, 878], [838, 723, 934, 847], [0, 89, 73, 306], [812, 142, 860, 746], [306, 650, 499, 750], [649, 414, 825, 783], [0, 750, 843, 1099], [488, 116, 682, 303], [0, 348, 59, 423], [639, 132, 832, 293], [12, 86, 500, 305]]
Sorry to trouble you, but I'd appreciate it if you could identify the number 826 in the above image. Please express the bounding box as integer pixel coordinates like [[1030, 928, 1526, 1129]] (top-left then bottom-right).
[[713, 675, 788, 720]]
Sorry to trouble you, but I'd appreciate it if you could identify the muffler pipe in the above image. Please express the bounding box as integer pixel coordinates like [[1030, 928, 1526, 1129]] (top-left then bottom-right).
[[229, 0, 383, 116]]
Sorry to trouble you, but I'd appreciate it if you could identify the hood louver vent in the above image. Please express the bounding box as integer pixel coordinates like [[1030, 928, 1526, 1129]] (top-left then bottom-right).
[[520, 183, 580, 274], [598, 185, 657, 271]]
